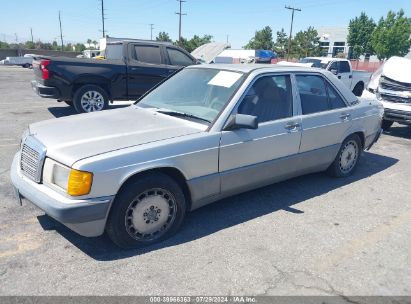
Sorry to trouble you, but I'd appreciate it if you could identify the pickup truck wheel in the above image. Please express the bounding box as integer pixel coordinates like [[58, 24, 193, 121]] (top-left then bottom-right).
[[382, 120, 393, 131], [73, 85, 109, 113], [327, 134, 361, 178], [106, 173, 186, 249], [352, 83, 364, 97]]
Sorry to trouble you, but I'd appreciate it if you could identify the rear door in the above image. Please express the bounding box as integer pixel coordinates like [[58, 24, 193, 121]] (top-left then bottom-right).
[[126, 43, 174, 98], [296, 73, 353, 170]]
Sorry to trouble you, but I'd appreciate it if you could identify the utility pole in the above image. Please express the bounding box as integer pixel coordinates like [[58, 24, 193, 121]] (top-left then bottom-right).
[[175, 0, 186, 44], [59, 11, 64, 51], [226, 35, 229, 44], [30, 28, 34, 43], [14, 33, 18, 43], [285, 5, 301, 60], [100, 0, 106, 38], [150, 24, 154, 40]]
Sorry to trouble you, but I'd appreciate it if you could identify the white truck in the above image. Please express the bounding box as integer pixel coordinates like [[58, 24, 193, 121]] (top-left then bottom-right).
[[279, 57, 371, 96], [362, 56, 411, 131], [0, 55, 33, 68]]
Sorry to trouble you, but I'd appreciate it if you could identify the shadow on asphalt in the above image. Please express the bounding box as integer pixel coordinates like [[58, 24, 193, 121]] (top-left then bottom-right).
[[47, 104, 130, 118], [37, 151, 398, 261], [383, 125, 411, 140]]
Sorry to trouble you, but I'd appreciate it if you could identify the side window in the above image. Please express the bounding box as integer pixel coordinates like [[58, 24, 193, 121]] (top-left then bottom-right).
[[327, 83, 346, 109], [134, 45, 162, 65], [238, 75, 293, 123], [339, 61, 351, 73], [167, 48, 193, 66], [296, 75, 329, 115], [328, 61, 338, 72]]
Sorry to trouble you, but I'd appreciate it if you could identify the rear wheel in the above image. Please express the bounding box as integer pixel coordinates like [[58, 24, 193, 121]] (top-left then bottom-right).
[[382, 119, 393, 131], [106, 173, 187, 249], [73, 85, 109, 113], [327, 134, 362, 177], [352, 83, 364, 97]]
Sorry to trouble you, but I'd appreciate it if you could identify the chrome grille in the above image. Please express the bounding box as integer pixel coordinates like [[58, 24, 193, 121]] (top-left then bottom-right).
[[380, 76, 411, 92], [20, 136, 46, 183]]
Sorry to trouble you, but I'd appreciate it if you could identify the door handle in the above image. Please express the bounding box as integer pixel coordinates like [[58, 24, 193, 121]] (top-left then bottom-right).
[[339, 113, 351, 120], [338, 75, 341, 79], [349, 75, 352, 79], [284, 122, 300, 131]]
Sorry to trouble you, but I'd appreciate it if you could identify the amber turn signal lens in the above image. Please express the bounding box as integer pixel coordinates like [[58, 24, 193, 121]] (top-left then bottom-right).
[[67, 169, 93, 196]]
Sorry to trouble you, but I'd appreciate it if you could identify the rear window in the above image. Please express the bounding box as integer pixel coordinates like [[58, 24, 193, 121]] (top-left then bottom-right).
[[134, 45, 162, 65]]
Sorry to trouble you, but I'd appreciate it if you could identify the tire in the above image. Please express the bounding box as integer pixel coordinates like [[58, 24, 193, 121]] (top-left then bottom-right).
[[352, 83, 364, 97], [382, 119, 393, 131], [73, 84, 109, 113], [327, 134, 362, 178], [106, 172, 187, 249], [22, 63, 30, 68]]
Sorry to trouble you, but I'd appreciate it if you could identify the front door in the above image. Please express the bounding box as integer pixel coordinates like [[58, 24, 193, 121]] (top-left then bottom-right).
[[219, 74, 302, 194]]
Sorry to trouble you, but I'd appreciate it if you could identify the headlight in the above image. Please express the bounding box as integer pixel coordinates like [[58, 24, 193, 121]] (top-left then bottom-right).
[[43, 158, 93, 196]]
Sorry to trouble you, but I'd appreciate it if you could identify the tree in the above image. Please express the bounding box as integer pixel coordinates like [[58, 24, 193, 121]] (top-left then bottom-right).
[[156, 32, 172, 42], [74, 43, 86, 52], [0, 41, 10, 49], [244, 26, 274, 50], [274, 28, 288, 57], [292, 26, 322, 58], [347, 12, 376, 59], [371, 9, 411, 60], [177, 34, 213, 52], [25, 41, 36, 49]]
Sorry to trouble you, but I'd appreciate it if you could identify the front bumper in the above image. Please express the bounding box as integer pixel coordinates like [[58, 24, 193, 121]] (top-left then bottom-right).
[[31, 80, 60, 99], [10, 153, 114, 237]]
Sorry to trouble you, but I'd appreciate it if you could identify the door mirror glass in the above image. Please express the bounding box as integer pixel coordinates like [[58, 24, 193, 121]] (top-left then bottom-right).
[[330, 69, 338, 75], [224, 114, 258, 131]]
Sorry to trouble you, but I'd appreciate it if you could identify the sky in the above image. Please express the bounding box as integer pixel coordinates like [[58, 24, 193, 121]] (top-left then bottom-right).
[[1, 0, 410, 48]]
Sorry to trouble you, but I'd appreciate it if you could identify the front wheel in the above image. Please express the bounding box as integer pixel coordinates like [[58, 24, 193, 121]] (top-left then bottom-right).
[[327, 134, 362, 177], [73, 85, 109, 113], [106, 173, 187, 249]]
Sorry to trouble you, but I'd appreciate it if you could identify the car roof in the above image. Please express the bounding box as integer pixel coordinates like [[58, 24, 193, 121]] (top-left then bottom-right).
[[188, 63, 325, 74]]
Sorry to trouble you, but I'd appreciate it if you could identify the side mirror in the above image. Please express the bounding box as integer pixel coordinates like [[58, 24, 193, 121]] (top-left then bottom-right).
[[330, 69, 338, 75], [223, 114, 258, 131]]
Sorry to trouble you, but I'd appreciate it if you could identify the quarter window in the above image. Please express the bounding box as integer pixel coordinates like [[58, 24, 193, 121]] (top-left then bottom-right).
[[296, 75, 346, 114], [134, 45, 162, 64], [327, 83, 346, 109], [238, 75, 293, 123], [167, 48, 193, 66]]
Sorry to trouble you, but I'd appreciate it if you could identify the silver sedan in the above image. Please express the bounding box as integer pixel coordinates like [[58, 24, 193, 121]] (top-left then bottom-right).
[[11, 64, 383, 248]]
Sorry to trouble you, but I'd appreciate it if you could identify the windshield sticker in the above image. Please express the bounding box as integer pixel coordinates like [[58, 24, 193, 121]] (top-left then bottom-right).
[[208, 71, 242, 88]]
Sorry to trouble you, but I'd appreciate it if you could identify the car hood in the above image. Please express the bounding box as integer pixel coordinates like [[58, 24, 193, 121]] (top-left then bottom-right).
[[29, 106, 206, 166], [382, 56, 411, 83]]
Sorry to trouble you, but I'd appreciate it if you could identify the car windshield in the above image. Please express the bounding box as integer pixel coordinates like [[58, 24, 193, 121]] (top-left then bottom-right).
[[137, 68, 245, 123], [299, 58, 328, 69]]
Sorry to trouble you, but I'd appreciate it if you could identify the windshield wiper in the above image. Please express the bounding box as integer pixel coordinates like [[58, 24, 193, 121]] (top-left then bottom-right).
[[157, 109, 212, 124]]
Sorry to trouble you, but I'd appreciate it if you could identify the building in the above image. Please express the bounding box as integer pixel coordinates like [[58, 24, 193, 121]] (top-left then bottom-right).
[[317, 26, 349, 57]]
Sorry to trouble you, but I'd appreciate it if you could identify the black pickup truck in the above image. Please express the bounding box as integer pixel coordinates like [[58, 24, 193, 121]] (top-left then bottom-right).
[[31, 40, 197, 113]]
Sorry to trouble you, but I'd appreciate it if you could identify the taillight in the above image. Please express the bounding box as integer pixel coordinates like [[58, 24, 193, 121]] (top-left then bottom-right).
[[40, 60, 51, 80]]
